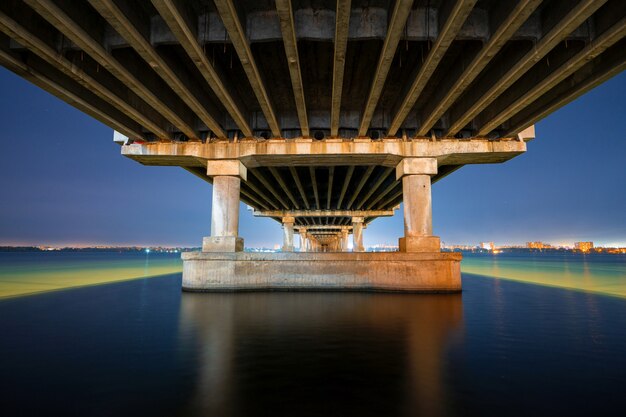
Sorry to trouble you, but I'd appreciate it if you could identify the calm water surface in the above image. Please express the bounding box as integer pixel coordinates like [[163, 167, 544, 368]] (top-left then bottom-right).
[[0, 252, 625, 416]]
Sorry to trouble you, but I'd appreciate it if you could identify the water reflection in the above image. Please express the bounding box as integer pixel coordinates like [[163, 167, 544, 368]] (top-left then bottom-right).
[[176, 293, 463, 417]]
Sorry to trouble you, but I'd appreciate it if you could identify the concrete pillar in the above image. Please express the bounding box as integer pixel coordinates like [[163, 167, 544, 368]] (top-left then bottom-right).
[[203, 160, 247, 252], [396, 158, 441, 252], [352, 217, 364, 252], [299, 228, 307, 252], [341, 230, 349, 252], [282, 216, 295, 252]]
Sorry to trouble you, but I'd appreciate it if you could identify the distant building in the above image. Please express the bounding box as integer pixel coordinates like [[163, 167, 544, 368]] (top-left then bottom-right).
[[574, 242, 594, 252], [479, 242, 495, 251], [526, 241, 552, 249]]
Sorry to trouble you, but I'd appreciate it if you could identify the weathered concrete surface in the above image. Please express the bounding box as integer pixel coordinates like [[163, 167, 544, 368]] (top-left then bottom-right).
[[202, 236, 244, 252], [181, 252, 462, 292]]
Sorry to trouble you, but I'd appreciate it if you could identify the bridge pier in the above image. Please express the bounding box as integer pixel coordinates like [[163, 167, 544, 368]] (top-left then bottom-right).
[[282, 216, 295, 252], [397, 158, 441, 253], [202, 161, 245, 253], [352, 217, 365, 252]]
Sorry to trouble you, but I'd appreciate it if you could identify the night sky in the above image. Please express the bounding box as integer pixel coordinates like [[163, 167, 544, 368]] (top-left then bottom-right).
[[0, 67, 624, 248]]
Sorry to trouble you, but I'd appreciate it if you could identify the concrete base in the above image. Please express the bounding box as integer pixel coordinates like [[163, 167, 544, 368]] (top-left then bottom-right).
[[181, 252, 462, 292], [399, 236, 441, 252], [202, 236, 244, 252]]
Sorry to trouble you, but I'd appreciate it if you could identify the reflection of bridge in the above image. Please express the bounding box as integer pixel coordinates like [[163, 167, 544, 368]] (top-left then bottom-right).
[[2, 1, 624, 291]]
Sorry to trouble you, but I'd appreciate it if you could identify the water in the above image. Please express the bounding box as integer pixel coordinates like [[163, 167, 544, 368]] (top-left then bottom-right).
[[0, 252, 625, 416]]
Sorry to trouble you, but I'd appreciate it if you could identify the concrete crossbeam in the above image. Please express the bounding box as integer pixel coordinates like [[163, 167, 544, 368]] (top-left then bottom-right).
[[121, 139, 527, 167], [254, 210, 394, 218]]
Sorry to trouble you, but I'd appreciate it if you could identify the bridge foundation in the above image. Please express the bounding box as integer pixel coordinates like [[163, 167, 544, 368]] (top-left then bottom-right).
[[182, 252, 462, 293]]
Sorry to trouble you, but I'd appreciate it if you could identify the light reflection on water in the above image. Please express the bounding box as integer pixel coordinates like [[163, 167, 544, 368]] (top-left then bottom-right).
[[0, 274, 625, 416], [176, 292, 463, 417], [461, 252, 626, 297]]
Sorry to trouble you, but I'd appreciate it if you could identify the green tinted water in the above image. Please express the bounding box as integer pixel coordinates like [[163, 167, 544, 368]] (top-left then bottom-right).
[[0, 251, 624, 299], [461, 252, 626, 298], [0, 252, 182, 298]]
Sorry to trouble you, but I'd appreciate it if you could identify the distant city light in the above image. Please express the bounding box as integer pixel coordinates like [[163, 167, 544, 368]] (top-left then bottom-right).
[[145, 248, 150, 253]]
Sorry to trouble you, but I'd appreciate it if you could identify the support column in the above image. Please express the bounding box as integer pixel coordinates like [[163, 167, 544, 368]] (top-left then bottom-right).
[[281, 216, 295, 252], [396, 158, 441, 252], [341, 229, 349, 252], [352, 217, 364, 252], [299, 228, 307, 252], [203, 160, 247, 252]]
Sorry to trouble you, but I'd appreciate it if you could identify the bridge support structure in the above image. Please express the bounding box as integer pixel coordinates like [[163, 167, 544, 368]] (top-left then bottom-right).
[[134, 137, 529, 292]]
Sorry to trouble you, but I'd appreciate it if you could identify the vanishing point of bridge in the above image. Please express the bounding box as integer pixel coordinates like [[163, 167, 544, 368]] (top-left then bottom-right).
[[2, 0, 624, 291]]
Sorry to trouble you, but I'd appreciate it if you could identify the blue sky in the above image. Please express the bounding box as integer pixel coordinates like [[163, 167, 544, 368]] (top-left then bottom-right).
[[0, 67, 624, 248]]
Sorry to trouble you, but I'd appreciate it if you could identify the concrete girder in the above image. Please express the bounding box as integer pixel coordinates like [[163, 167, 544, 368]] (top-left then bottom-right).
[[336, 166, 355, 210], [330, 0, 351, 138], [295, 226, 353, 231], [357, 0, 414, 137], [249, 168, 290, 210], [88, 0, 219, 140], [388, 0, 478, 137], [356, 167, 395, 210], [0, 45, 146, 141], [254, 210, 394, 218], [0, 4, 170, 140], [345, 166, 376, 208], [410, 0, 543, 137], [23, 0, 194, 140], [477, 14, 626, 136], [309, 167, 320, 209], [213, 0, 281, 137], [151, 0, 253, 138], [366, 180, 401, 210], [289, 166, 310, 209], [276, 0, 309, 138], [101, 7, 549, 48], [446, 0, 608, 136], [269, 166, 300, 209], [326, 167, 334, 210], [503, 40, 626, 137], [122, 139, 527, 168]]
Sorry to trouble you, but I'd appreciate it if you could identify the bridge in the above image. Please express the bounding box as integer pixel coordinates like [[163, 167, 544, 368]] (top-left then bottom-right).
[[2, 0, 624, 291]]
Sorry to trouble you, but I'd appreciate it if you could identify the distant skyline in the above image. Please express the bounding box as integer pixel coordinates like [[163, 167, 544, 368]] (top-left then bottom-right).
[[0, 68, 625, 248]]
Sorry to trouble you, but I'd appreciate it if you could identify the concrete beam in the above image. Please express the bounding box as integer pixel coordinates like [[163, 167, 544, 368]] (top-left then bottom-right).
[[396, 158, 438, 180], [335, 166, 354, 210], [357, 0, 414, 137], [295, 225, 353, 231], [346, 166, 375, 208], [411, 0, 542, 137], [213, 0, 281, 137], [330, 0, 351, 137], [269, 167, 300, 209], [446, 0, 607, 136], [309, 167, 320, 209], [355, 167, 394, 209], [478, 15, 626, 136], [151, 0, 253, 137], [0, 4, 170, 140], [388, 0, 477, 136], [326, 167, 335, 209], [206, 160, 247, 180], [121, 139, 527, 167], [253, 210, 395, 218], [289, 166, 310, 209], [276, 0, 309, 137], [250, 169, 290, 209], [365, 180, 400, 210], [88, 0, 223, 139]]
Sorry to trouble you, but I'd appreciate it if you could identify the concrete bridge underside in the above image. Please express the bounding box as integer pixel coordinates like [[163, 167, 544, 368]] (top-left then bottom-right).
[[1, 0, 624, 291]]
